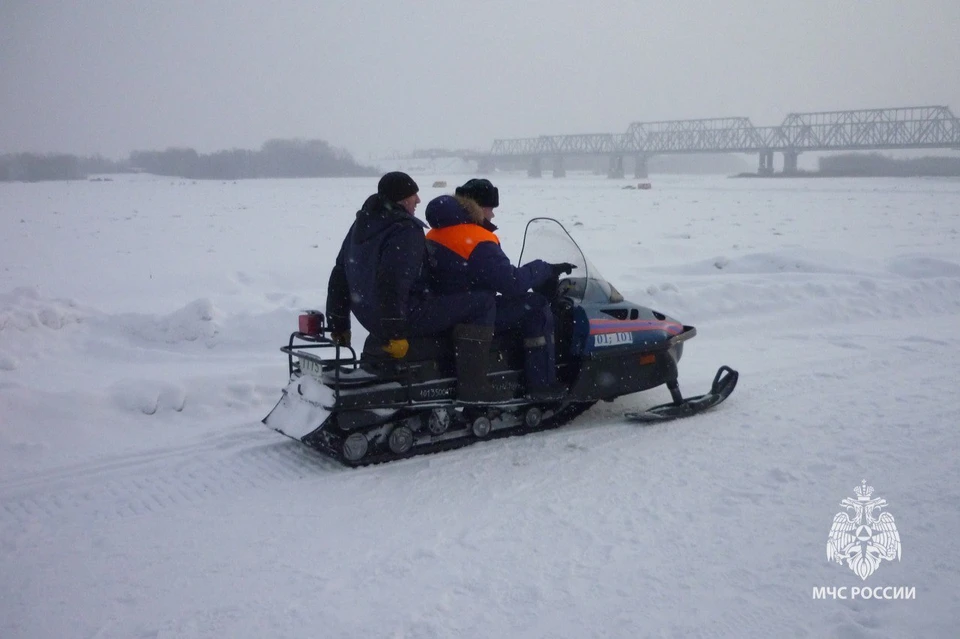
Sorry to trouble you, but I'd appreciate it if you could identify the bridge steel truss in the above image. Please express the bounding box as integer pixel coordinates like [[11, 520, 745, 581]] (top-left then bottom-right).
[[482, 106, 960, 176], [624, 117, 767, 154], [763, 106, 960, 151], [489, 133, 635, 156]]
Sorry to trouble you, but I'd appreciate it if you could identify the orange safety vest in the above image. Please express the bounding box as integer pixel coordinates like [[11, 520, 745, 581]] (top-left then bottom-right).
[[425, 224, 500, 260]]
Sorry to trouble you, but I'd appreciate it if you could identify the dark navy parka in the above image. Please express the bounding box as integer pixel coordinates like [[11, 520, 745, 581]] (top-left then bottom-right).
[[326, 194, 429, 339]]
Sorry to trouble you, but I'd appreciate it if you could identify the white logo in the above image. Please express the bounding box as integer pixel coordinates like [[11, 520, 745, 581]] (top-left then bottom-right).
[[827, 480, 901, 580]]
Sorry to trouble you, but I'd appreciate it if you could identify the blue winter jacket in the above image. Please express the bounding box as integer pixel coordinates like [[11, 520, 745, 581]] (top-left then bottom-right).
[[326, 194, 430, 339], [424, 195, 553, 296]]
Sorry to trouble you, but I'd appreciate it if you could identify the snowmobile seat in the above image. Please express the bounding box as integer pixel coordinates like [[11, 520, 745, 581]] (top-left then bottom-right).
[[361, 334, 451, 362], [319, 365, 380, 387], [361, 332, 521, 363]]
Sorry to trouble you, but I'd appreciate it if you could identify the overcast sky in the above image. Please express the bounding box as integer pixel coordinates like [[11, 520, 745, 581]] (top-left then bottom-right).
[[2, 0, 959, 161]]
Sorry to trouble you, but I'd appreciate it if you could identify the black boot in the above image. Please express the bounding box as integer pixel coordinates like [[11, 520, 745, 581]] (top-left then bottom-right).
[[524, 336, 566, 402], [453, 324, 505, 403], [527, 382, 567, 402]]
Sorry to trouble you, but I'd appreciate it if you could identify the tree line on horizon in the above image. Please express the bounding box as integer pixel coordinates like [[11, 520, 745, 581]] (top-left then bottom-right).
[[0, 138, 378, 182], [817, 153, 960, 176]]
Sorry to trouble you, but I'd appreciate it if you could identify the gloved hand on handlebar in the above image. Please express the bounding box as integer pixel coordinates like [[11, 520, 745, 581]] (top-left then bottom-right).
[[550, 262, 577, 277]]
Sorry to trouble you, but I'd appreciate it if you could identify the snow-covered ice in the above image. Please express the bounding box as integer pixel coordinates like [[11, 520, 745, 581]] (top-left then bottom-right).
[[1, 173, 959, 638]]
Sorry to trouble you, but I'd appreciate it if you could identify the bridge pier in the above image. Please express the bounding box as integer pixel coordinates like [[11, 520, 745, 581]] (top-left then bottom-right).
[[758, 150, 774, 176], [477, 157, 495, 174], [528, 156, 542, 178], [553, 156, 566, 178], [634, 154, 649, 179], [608, 155, 625, 179], [782, 150, 799, 175]]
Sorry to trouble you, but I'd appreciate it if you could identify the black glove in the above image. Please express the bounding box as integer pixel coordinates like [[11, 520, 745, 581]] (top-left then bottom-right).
[[329, 330, 351, 348], [550, 262, 577, 277]]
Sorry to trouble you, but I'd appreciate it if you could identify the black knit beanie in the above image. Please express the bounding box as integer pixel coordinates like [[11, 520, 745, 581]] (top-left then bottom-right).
[[378, 171, 419, 203]]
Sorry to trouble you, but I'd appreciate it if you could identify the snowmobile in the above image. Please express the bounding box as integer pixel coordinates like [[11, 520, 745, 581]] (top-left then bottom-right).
[[263, 218, 738, 466]]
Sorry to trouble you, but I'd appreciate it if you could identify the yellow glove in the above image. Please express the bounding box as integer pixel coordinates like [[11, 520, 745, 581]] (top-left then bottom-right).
[[382, 339, 409, 359]]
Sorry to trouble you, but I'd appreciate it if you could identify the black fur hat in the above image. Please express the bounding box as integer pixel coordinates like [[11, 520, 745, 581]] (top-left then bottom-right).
[[455, 178, 499, 208]]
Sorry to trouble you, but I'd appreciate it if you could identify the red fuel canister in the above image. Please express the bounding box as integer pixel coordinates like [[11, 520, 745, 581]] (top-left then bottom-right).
[[298, 311, 324, 335]]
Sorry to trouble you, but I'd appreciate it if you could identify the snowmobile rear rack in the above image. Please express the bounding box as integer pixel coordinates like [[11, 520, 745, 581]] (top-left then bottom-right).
[[280, 332, 357, 376], [279, 315, 359, 407]]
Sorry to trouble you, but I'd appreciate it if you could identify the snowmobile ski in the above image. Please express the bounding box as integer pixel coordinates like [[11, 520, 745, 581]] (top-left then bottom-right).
[[624, 365, 739, 423]]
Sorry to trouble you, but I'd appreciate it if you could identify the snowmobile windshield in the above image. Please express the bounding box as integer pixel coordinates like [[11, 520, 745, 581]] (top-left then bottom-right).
[[517, 217, 624, 304]]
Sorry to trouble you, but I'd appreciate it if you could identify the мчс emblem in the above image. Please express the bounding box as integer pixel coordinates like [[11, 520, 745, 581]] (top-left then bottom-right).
[[827, 480, 901, 580]]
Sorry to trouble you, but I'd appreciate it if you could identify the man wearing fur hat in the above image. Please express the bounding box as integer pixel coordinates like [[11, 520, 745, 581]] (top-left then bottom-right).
[[326, 172, 503, 403], [424, 178, 574, 401]]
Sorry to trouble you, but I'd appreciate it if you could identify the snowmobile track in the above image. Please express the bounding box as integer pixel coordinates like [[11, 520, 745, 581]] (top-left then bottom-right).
[[287, 400, 600, 467]]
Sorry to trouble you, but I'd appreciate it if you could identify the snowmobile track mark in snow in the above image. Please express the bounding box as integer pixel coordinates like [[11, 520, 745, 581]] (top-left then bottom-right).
[[0, 428, 336, 527]]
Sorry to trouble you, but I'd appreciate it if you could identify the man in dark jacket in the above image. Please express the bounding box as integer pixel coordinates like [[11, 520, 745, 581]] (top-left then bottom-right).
[[326, 172, 502, 402], [424, 179, 574, 400]]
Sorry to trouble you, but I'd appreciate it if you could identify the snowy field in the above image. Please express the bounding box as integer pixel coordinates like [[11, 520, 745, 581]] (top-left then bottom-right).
[[2, 172, 959, 638]]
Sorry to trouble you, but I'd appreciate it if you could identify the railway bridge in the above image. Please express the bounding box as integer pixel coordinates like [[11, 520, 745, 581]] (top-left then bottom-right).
[[421, 106, 960, 178]]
